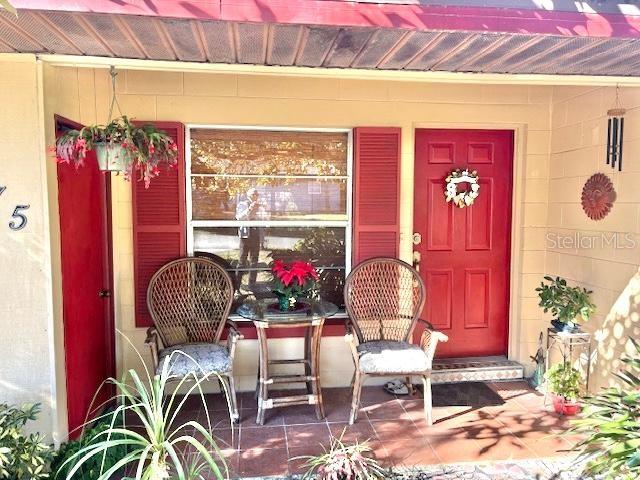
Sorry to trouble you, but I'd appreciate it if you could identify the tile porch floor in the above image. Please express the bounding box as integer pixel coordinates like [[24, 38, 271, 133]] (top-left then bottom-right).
[[187, 381, 578, 478]]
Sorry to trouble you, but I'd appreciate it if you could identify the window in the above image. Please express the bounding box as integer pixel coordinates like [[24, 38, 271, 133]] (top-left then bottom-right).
[[187, 127, 351, 309]]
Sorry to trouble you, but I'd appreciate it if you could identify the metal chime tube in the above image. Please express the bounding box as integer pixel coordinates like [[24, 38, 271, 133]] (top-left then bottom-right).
[[606, 118, 612, 165], [618, 117, 624, 171], [611, 117, 618, 169], [606, 106, 626, 172]]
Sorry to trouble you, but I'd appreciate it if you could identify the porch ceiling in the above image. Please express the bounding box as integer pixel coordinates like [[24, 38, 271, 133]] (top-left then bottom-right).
[[2, 6, 640, 76]]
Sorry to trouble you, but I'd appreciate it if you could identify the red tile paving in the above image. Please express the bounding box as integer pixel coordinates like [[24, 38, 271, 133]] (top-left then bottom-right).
[[184, 381, 578, 478]]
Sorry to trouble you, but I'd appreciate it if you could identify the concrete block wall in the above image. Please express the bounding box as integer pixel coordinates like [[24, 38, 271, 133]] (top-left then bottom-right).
[[547, 86, 640, 390]]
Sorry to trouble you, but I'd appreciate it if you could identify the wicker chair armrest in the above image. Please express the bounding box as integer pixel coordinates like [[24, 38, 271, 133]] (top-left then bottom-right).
[[226, 320, 244, 339], [145, 327, 160, 370], [417, 318, 435, 330], [344, 320, 360, 366], [226, 320, 243, 360], [418, 322, 448, 369]]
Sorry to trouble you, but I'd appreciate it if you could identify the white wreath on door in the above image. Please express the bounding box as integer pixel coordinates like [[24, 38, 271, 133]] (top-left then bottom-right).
[[445, 169, 480, 208]]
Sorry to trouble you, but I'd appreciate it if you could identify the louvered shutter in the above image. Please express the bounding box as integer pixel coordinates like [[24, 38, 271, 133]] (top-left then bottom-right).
[[133, 122, 186, 327], [353, 127, 401, 264]]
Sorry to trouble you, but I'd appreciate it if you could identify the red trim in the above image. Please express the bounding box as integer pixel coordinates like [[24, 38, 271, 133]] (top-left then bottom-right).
[[352, 127, 401, 265], [132, 121, 187, 327], [223, 319, 347, 340], [13, 0, 640, 38]]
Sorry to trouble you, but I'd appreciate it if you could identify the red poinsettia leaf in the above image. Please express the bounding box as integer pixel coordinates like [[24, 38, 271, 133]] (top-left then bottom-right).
[[272, 260, 285, 273], [280, 271, 294, 287]]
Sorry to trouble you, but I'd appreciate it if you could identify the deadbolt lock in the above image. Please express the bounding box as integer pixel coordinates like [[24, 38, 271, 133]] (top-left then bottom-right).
[[412, 232, 422, 245]]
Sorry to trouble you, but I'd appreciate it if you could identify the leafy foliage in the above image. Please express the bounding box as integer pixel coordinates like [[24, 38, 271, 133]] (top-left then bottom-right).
[[55, 116, 178, 187], [545, 362, 582, 400], [571, 337, 640, 479], [297, 430, 387, 480], [57, 340, 231, 480], [536, 275, 595, 324], [0, 403, 54, 480], [51, 414, 128, 480]]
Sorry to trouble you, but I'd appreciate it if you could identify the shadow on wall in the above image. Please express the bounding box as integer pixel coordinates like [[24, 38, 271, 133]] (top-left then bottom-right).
[[590, 267, 640, 390]]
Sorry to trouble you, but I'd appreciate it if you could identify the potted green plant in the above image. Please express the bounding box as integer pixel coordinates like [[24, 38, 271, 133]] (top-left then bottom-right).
[[544, 361, 582, 416], [536, 275, 595, 332], [55, 116, 178, 188]]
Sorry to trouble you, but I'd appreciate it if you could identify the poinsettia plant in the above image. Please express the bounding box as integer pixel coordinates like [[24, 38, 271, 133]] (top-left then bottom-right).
[[271, 260, 319, 310], [55, 116, 178, 187]]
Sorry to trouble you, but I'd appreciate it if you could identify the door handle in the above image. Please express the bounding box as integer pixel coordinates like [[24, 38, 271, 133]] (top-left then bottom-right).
[[98, 289, 111, 298], [412, 251, 421, 272]]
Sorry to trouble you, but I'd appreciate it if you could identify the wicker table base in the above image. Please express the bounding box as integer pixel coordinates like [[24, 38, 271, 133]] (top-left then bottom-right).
[[254, 317, 326, 425]]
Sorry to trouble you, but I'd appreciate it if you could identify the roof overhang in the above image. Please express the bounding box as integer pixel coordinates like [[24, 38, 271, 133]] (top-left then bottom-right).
[[2, 0, 640, 77]]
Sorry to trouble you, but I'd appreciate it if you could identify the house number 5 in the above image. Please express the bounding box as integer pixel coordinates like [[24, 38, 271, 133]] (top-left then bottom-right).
[[0, 186, 30, 231]]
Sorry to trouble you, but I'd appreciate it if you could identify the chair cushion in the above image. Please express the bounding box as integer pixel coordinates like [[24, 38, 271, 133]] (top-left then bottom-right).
[[157, 343, 232, 378], [357, 341, 429, 374]]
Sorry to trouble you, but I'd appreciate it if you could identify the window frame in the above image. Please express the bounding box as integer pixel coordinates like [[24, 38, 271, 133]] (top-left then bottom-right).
[[185, 124, 354, 309]]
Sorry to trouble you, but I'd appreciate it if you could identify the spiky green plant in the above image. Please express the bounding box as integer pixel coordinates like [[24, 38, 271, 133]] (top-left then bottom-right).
[[571, 337, 640, 479], [296, 429, 387, 480], [0, 1, 16, 16], [57, 336, 232, 480]]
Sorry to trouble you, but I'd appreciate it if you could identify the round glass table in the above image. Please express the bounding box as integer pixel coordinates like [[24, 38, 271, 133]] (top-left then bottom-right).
[[237, 298, 338, 425]]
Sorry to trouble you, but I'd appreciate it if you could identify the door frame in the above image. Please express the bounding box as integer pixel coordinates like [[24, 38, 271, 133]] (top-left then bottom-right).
[[54, 114, 117, 431], [410, 122, 526, 361]]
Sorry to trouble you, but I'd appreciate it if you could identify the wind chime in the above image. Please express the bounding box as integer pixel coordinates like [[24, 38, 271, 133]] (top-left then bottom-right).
[[606, 85, 626, 171]]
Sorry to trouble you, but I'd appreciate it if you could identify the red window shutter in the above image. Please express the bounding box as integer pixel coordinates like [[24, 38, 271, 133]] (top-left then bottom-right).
[[132, 122, 186, 327], [353, 127, 401, 265]]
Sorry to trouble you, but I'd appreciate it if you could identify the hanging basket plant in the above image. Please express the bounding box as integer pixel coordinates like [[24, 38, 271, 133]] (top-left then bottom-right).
[[55, 115, 178, 188]]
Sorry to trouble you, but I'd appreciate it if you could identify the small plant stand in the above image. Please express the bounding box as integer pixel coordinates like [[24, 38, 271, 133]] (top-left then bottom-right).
[[545, 327, 593, 393]]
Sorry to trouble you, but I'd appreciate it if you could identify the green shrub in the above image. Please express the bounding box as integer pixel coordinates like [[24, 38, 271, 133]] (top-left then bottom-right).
[[0, 403, 54, 480], [571, 337, 640, 479], [51, 414, 127, 480]]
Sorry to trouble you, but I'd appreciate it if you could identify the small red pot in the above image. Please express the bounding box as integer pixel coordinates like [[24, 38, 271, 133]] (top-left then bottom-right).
[[552, 394, 581, 416]]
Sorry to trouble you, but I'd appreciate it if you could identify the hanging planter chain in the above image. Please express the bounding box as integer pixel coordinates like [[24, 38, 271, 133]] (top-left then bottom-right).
[[95, 66, 128, 172]]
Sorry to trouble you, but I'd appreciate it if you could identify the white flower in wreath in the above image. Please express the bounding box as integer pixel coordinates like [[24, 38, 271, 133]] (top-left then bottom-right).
[[445, 169, 480, 208]]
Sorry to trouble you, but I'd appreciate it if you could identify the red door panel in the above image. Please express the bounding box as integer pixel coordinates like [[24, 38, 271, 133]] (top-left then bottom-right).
[[414, 129, 513, 357], [56, 117, 114, 436]]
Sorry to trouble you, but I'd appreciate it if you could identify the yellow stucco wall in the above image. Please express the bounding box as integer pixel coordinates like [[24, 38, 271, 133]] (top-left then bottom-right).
[[547, 86, 640, 391], [40, 65, 553, 394], [0, 55, 60, 439]]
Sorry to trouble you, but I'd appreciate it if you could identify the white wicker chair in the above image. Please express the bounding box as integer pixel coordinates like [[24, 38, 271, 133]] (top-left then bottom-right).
[[344, 257, 448, 425]]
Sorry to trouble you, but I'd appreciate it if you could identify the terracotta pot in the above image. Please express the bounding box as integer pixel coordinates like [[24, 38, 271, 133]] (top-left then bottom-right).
[[551, 394, 581, 416], [94, 143, 129, 171]]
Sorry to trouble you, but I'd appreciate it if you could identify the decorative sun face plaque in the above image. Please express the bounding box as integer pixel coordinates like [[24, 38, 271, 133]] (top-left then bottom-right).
[[581, 173, 616, 221], [445, 169, 480, 208]]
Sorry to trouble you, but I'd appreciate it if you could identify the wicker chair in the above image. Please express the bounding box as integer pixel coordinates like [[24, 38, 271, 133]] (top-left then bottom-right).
[[344, 257, 448, 425], [145, 257, 242, 422]]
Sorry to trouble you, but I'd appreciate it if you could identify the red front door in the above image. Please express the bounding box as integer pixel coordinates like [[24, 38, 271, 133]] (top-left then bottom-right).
[[413, 129, 513, 357], [56, 116, 115, 436]]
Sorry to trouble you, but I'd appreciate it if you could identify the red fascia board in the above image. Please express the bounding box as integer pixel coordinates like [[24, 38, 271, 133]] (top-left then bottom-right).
[[12, 0, 640, 38]]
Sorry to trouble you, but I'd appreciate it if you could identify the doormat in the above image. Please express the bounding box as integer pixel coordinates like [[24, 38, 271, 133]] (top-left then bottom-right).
[[430, 382, 505, 408]]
